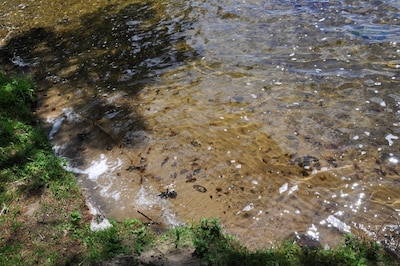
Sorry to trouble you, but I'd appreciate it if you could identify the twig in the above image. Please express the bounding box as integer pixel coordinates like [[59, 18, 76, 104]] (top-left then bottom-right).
[[137, 210, 160, 225]]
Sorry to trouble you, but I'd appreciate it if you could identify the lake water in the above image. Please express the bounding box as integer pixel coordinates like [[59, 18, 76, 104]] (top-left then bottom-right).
[[1, 0, 400, 251]]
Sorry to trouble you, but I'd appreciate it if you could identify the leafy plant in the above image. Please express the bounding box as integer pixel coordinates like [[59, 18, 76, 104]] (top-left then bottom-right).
[[122, 219, 155, 254], [84, 221, 128, 262], [70, 211, 82, 227], [193, 217, 223, 257]]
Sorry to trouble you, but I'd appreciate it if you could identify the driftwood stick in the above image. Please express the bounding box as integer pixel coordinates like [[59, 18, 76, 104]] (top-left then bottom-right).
[[137, 210, 160, 225]]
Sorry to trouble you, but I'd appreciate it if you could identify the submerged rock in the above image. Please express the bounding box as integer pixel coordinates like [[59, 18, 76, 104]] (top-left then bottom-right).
[[193, 184, 207, 193]]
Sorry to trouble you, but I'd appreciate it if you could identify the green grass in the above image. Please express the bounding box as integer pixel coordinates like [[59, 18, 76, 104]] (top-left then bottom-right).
[[0, 72, 398, 265], [191, 218, 398, 266], [0, 73, 63, 193]]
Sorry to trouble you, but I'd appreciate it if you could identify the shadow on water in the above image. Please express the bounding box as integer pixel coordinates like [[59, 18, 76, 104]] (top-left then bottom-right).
[[0, 2, 199, 169]]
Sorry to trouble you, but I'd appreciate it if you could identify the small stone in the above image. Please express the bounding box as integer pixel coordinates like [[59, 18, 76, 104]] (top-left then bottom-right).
[[193, 185, 207, 193]]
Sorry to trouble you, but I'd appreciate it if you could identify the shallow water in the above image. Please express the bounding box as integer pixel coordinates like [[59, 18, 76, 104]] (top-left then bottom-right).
[[1, 0, 400, 251]]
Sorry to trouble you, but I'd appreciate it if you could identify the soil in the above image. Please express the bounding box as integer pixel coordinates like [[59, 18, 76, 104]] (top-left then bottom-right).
[[99, 243, 204, 266]]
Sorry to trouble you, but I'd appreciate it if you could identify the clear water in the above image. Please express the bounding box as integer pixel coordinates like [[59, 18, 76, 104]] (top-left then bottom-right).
[[1, 0, 400, 251]]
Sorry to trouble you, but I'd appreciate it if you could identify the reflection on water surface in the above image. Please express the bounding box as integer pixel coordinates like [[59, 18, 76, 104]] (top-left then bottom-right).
[[1, 0, 400, 251]]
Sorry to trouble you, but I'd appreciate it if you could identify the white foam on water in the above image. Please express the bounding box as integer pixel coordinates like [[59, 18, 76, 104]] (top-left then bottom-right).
[[242, 203, 254, 212], [66, 154, 122, 181], [307, 224, 319, 240], [385, 134, 398, 146], [90, 215, 112, 231], [288, 184, 298, 195], [63, 153, 125, 229], [135, 186, 159, 207], [86, 199, 113, 231], [161, 208, 182, 228], [65, 154, 122, 200], [279, 183, 288, 194], [52, 144, 67, 156], [96, 181, 120, 201], [86, 154, 114, 180], [11, 53, 31, 67], [48, 116, 65, 140], [106, 190, 121, 201], [47, 107, 82, 140], [65, 165, 86, 175], [63, 107, 82, 122], [322, 215, 351, 233], [389, 156, 399, 164]]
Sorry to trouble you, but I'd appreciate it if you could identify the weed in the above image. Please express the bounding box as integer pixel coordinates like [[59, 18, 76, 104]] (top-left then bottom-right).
[[89, 226, 127, 260], [173, 226, 187, 248], [122, 219, 155, 254], [193, 217, 222, 257], [70, 211, 82, 227], [190, 218, 397, 266], [164, 225, 193, 249]]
